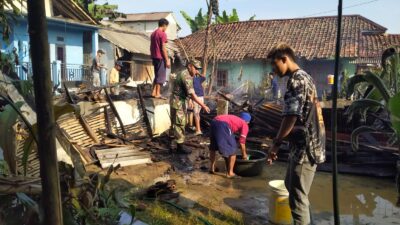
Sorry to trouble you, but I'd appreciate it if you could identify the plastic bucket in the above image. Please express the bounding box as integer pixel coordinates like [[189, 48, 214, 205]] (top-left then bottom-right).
[[327, 74, 334, 85], [268, 180, 292, 225], [234, 150, 266, 177]]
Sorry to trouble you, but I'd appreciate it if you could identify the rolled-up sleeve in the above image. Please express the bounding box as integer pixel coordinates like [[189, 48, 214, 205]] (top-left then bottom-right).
[[239, 123, 249, 144], [283, 78, 306, 117]]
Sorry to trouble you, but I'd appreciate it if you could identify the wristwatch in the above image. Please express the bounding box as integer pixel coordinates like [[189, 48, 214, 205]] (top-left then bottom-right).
[[272, 138, 283, 146]]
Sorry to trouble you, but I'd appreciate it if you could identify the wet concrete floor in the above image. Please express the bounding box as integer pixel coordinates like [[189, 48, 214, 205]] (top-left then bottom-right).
[[170, 161, 400, 225]]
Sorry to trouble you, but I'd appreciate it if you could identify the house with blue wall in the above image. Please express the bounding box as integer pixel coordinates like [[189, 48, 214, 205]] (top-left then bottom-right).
[[1, 0, 100, 85], [179, 15, 400, 98]]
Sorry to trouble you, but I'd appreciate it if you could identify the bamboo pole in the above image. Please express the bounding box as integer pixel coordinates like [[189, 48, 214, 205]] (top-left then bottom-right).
[[27, 0, 63, 224], [332, 1, 343, 224]]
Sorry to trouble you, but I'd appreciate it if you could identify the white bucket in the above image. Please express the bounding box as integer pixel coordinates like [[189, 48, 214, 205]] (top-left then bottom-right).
[[268, 180, 292, 225]]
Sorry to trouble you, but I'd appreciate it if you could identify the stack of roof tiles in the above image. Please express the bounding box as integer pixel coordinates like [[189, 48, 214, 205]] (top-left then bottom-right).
[[179, 15, 400, 62]]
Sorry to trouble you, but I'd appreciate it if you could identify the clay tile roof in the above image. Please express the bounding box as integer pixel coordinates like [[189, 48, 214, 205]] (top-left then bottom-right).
[[178, 15, 398, 62], [359, 34, 400, 58], [115, 12, 171, 22]]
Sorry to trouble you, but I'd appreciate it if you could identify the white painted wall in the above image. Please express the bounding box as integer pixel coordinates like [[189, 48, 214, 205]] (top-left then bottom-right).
[[120, 13, 178, 40], [165, 14, 178, 40]]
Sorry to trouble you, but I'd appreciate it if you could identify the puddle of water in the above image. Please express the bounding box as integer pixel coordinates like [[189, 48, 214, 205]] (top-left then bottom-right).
[[173, 161, 400, 225]]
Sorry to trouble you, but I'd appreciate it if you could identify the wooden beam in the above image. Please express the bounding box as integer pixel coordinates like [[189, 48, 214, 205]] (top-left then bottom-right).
[[137, 84, 153, 137], [104, 88, 127, 136], [63, 84, 100, 143]]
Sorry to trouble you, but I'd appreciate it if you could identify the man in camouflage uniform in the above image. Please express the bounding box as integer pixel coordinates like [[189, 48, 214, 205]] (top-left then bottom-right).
[[266, 43, 326, 225], [170, 59, 210, 154]]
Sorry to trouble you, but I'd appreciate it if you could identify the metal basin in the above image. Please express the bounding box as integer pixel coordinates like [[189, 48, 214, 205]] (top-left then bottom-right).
[[234, 150, 266, 177]]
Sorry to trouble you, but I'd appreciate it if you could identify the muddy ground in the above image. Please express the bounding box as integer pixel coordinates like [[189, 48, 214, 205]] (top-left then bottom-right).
[[96, 134, 400, 225]]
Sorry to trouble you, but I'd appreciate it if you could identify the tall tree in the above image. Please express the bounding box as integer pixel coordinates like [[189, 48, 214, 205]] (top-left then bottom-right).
[[181, 9, 208, 33], [181, 8, 256, 33], [27, 0, 63, 224], [75, 0, 123, 21]]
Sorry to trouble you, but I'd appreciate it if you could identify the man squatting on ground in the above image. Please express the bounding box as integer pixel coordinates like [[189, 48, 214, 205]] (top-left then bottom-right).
[[91, 49, 105, 87], [267, 43, 325, 225], [150, 18, 170, 99], [209, 112, 251, 178], [170, 59, 210, 154]]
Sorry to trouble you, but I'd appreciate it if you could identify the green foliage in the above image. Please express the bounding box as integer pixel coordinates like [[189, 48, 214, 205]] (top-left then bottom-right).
[[13, 80, 34, 99], [346, 71, 391, 103], [340, 69, 349, 97], [388, 92, 400, 136], [0, 101, 23, 173], [344, 99, 384, 123], [62, 163, 137, 225], [181, 9, 208, 33], [0, 0, 23, 42], [181, 8, 256, 33], [0, 147, 9, 175], [350, 126, 377, 151], [0, 193, 40, 225], [346, 49, 400, 151], [216, 9, 239, 23], [22, 103, 76, 175]]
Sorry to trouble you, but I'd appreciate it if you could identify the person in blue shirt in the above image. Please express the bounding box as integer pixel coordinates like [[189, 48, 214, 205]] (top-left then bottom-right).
[[270, 72, 279, 100], [191, 72, 206, 135]]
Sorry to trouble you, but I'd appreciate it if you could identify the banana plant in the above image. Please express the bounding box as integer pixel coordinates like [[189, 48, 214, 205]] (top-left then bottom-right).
[[0, 97, 35, 174], [346, 48, 400, 151], [388, 92, 400, 136], [22, 103, 76, 175], [0, 93, 76, 175]]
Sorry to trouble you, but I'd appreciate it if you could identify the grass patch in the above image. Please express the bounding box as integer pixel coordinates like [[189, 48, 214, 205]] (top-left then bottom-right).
[[136, 201, 245, 225]]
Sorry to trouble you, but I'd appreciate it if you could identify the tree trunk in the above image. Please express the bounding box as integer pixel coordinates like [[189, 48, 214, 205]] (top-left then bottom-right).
[[27, 0, 64, 225], [202, 0, 213, 92], [208, 52, 217, 95]]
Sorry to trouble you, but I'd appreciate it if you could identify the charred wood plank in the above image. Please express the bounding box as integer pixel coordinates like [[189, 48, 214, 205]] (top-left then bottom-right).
[[137, 84, 153, 137], [104, 88, 126, 136]]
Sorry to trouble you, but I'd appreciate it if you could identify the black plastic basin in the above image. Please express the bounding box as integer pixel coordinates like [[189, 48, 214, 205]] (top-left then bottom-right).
[[234, 150, 266, 177]]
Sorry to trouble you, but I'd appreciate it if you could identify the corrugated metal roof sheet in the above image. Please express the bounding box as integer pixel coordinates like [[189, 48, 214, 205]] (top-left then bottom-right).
[[99, 29, 150, 56]]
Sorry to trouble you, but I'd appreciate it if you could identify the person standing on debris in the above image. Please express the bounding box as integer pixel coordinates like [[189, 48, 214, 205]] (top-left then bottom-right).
[[91, 49, 105, 87], [209, 112, 251, 178], [151, 18, 170, 99], [170, 59, 210, 154], [109, 61, 122, 94], [266, 43, 326, 225]]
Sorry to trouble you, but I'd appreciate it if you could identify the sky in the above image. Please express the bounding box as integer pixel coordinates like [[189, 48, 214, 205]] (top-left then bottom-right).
[[98, 0, 400, 36]]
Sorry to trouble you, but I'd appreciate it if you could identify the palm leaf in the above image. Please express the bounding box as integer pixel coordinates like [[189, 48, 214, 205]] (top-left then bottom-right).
[[388, 53, 400, 93], [229, 9, 239, 22], [0, 101, 23, 174], [22, 103, 76, 175], [347, 75, 368, 99], [346, 72, 391, 103], [388, 92, 400, 136], [351, 126, 377, 152], [344, 99, 384, 123], [180, 10, 197, 33], [16, 193, 38, 209]]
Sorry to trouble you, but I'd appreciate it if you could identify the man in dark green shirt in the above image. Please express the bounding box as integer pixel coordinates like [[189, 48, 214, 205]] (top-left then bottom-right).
[[170, 59, 210, 154]]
